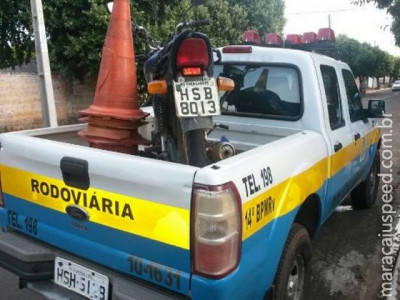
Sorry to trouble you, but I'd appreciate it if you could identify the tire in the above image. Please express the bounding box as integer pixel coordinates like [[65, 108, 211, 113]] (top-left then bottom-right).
[[167, 103, 208, 167], [350, 151, 380, 209], [272, 224, 312, 300], [186, 129, 208, 167]]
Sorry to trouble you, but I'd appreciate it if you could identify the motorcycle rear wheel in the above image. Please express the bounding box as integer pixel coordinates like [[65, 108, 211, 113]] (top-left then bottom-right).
[[186, 129, 208, 168]]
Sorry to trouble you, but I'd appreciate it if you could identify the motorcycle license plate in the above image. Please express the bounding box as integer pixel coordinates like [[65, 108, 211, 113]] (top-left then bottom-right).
[[54, 257, 109, 300], [173, 78, 220, 118]]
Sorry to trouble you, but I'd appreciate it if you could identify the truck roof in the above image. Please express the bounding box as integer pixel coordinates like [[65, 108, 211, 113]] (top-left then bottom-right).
[[217, 45, 348, 69]]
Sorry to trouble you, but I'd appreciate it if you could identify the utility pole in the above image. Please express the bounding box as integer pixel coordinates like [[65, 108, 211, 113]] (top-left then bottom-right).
[[328, 14, 331, 28], [30, 0, 58, 127]]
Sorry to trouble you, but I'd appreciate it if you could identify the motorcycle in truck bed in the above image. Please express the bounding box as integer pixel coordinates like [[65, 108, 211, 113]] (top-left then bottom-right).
[[0, 11, 386, 300]]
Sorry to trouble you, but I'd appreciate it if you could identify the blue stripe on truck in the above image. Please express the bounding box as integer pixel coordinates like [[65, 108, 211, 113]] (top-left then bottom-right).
[[0, 195, 191, 295]]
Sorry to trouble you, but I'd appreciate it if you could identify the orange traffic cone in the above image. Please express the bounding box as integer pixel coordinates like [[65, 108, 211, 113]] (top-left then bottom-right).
[[79, 0, 149, 154]]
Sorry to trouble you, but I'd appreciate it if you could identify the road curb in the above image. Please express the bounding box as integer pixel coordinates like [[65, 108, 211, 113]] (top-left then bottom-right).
[[366, 88, 391, 95]]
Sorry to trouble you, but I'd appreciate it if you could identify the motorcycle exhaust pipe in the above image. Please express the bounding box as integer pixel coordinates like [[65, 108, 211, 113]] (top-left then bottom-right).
[[210, 142, 236, 162]]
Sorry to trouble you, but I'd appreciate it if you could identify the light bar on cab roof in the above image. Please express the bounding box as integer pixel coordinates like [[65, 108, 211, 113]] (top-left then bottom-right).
[[242, 30, 261, 45]]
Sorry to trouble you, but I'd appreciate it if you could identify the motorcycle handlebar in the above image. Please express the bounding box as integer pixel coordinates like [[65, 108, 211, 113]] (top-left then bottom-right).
[[186, 20, 210, 27], [175, 20, 211, 37]]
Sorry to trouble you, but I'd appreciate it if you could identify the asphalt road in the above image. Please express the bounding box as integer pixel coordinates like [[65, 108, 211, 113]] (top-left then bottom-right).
[[0, 88, 399, 299]]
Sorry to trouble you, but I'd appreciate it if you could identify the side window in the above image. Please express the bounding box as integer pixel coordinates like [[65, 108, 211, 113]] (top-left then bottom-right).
[[342, 69, 364, 122], [320, 65, 344, 130]]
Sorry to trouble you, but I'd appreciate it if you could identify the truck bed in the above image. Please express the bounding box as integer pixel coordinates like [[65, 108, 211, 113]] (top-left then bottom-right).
[[24, 116, 301, 155], [0, 118, 325, 299]]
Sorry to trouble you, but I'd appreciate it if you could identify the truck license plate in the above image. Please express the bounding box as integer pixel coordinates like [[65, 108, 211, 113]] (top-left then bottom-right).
[[54, 257, 109, 300], [173, 78, 220, 118]]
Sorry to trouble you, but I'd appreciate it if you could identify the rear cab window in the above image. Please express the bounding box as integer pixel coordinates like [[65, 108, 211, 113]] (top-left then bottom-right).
[[214, 64, 302, 120]]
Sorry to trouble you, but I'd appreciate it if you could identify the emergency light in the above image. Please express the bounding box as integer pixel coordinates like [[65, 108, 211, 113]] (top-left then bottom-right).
[[242, 30, 261, 45], [285, 34, 302, 48], [302, 32, 317, 44], [234, 29, 336, 54], [265, 33, 283, 47], [317, 28, 335, 42]]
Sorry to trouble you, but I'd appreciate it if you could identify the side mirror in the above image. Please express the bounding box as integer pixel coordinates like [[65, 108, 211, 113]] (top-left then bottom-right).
[[191, 0, 207, 6], [366, 99, 386, 118]]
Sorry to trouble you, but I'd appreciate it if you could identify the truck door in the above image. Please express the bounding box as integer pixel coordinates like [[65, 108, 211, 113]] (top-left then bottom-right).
[[339, 68, 373, 178], [316, 62, 354, 210]]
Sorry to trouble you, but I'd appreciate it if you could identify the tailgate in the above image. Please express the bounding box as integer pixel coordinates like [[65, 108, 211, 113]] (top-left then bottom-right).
[[0, 132, 197, 296]]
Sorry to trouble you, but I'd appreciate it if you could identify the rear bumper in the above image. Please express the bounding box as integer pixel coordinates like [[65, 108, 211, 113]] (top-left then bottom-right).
[[0, 229, 185, 300]]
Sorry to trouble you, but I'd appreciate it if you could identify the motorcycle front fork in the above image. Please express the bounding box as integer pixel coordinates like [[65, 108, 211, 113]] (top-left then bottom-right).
[[161, 135, 167, 153]]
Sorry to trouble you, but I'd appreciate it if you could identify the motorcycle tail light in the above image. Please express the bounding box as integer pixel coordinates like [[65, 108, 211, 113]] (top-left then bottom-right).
[[177, 38, 209, 70], [192, 182, 242, 278], [182, 67, 202, 76]]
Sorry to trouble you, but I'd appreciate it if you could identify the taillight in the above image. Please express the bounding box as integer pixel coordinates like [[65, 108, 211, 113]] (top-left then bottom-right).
[[222, 46, 252, 54], [177, 38, 209, 70], [192, 182, 242, 278], [0, 169, 3, 207], [182, 67, 202, 76]]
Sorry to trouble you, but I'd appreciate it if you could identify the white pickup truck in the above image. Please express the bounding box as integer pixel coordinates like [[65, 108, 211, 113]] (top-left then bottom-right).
[[0, 44, 384, 299]]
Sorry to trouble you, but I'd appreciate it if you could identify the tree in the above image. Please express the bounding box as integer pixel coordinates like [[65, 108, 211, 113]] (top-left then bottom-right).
[[0, 0, 285, 79], [236, 0, 285, 36], [336, 35, 361, 76], [377, 50, 393, 84], [390, 57, 400, 81], [193, 0, 247, 46], [42, 0, 110, 79], [352, 0, 400, 46], [336, 34, 393, 85], [0, 0, 34, 68], [194, 0, 285, 46], [356, 44, 379, 78]]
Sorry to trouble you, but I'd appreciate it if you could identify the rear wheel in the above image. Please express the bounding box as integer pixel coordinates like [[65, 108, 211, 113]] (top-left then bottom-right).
[[272, 224, 311, 300], [351, 151, 380, 209], [186, 129, 208, 167]]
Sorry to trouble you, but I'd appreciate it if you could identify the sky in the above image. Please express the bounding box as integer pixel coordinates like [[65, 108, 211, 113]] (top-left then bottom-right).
[[284, 0, 400, 56]]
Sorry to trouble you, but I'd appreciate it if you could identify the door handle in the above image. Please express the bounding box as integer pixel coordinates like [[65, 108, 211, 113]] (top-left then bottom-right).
[[334, 142, 343, 153], [60, 157, 90, 190], [354, 133, 361, 141]]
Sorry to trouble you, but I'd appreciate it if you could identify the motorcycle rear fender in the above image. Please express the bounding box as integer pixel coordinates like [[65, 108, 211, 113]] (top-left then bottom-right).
[[180, 117, 214, 132], [170, 30, 214, 80]]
